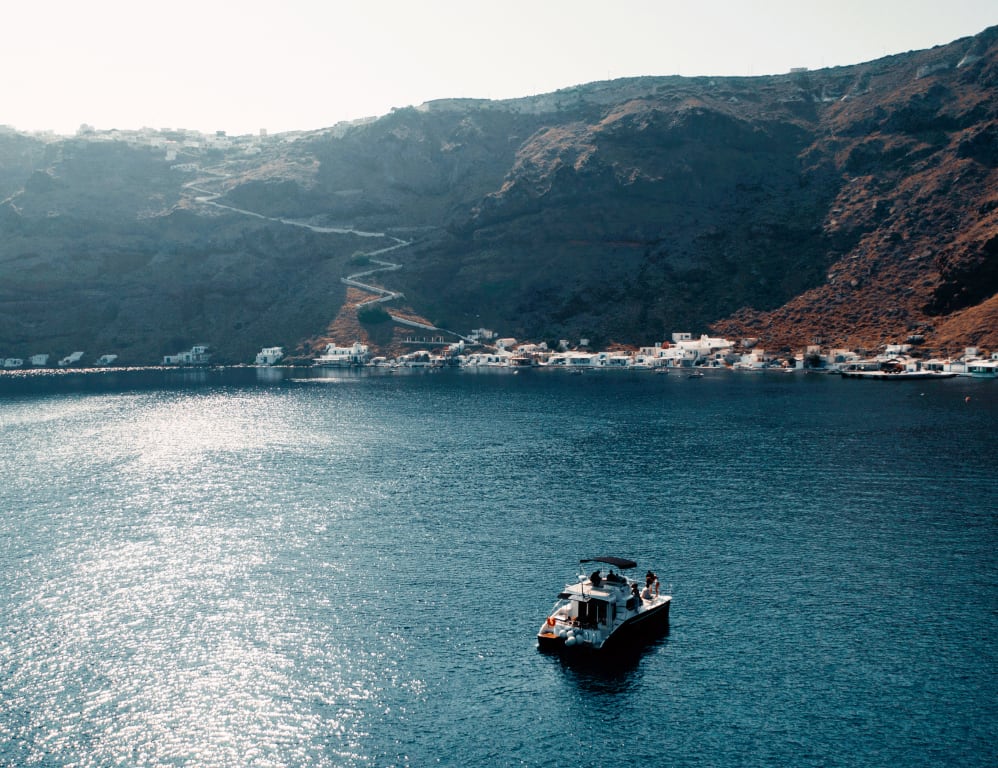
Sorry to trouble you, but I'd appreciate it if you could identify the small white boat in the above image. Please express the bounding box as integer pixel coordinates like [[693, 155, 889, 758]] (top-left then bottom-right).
[[537, 557, 671, 653]]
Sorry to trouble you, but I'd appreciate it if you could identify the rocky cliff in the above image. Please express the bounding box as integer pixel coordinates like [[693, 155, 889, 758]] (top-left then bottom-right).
[[1, 26, 995, 364]]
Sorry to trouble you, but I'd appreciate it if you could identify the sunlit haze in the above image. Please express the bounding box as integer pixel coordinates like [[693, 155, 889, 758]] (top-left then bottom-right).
[[3, 0, 995, 136]]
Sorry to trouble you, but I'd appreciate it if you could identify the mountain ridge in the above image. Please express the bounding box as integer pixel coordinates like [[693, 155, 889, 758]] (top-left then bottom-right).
[[1, 26, 995, 363]]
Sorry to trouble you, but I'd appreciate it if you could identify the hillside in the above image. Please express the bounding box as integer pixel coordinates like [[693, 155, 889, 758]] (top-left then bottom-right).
[[0, 26, 995, 364]]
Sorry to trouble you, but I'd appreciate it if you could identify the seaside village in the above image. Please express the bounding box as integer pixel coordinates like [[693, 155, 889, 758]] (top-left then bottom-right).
[[7, 331, 995, 377], [4, 126, 992, 379], [5, 331, 998, 376], [299, 332, 998, 376]]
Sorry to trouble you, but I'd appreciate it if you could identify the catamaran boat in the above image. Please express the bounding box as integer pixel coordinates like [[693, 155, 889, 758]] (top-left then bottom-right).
[[537, 557, 671, 653]]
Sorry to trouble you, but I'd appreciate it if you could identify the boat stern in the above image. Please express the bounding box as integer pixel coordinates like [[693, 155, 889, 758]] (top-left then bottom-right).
[[537, 618, 602, 653], [537, 629, 565, 652]]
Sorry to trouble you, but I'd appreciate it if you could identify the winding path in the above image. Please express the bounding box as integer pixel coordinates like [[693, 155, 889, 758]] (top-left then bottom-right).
[[185, 176, 460, 335]]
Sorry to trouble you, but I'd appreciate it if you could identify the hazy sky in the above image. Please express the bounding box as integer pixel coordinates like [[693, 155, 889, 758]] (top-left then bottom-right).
[[3, 0, 995, 136]]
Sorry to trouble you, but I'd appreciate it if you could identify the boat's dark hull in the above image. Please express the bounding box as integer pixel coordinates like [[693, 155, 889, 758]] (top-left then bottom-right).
[[537, 598, 670, 654]]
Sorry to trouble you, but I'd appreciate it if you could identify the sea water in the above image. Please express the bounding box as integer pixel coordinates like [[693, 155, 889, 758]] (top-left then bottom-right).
[[1, 368, 995, 767]]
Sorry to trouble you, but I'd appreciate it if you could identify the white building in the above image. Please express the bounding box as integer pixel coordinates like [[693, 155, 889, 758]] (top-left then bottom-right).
[[826, 348, 861, 366], [58, 351, 85, 367], [967, 353, 998, 378], [652, 334, 733, 367], [255, 346, 284, 366], [463, 350, 511, 367], [396, 350, 435, 367], [313, 342, 369, 367], [163, 345, 211, 366], [544, 351, 609, 368], [30, 354, 49, 367], [604, 353, 632, 367], [733, 349, 769, 369]]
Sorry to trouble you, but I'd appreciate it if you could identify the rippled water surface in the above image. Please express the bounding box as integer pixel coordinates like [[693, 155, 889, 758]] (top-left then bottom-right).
[[1, 368, 996, 767]]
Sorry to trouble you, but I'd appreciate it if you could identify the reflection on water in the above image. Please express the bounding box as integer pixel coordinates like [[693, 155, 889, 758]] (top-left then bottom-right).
[[165, 367, 210, 386], [254, 366, 286, 384], [553, 628, 671, 691], [1, 384, 379, 766]]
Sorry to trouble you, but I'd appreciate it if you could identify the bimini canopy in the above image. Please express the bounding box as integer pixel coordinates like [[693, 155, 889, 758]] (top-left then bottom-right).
[[580, 556, 637, 570]]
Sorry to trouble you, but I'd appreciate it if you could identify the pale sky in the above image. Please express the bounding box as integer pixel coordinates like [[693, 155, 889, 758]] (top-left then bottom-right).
[[3, 0, 995, 136]]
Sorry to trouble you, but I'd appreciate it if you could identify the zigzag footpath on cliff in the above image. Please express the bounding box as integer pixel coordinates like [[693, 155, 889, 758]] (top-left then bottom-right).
[[187, 175, 460, 344]]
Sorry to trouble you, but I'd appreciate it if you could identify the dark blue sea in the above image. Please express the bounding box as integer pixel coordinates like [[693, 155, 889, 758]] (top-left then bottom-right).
[[1, 367, 995, 767]]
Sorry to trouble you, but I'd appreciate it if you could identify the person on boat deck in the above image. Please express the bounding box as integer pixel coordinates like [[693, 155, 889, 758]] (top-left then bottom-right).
[[590, 570, 602, 587], [641, 582, 653, 601], [631, 582, 642, 605], [646, 571, 659, 597]]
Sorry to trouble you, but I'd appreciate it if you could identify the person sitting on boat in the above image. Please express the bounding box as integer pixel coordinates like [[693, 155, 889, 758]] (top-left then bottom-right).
[[590, 570, 602, 588], [630, 582, 642, 608], [641, 582, 653, 601]]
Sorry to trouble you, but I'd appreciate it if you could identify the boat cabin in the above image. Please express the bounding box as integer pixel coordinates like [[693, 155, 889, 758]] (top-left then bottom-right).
[[555, 576, 636, 630]]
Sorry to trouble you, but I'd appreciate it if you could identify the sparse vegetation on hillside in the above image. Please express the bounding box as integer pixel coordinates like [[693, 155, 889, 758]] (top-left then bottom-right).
[[0, 26, 995, 362], [357, 305, 391, 325]]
